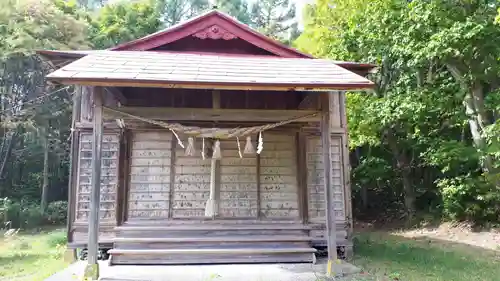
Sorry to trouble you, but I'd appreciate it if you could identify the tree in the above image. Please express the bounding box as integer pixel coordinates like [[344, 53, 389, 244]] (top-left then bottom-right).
[[0, 0, 89, 211], [400, 0, 500, 177], [297, 0, 500, 223], [250, 0, 298, 41], [0, 0, 89, 56], [90, 0, 162, 49], [215, 0, 252, 24], [155, 0, 209, 27]]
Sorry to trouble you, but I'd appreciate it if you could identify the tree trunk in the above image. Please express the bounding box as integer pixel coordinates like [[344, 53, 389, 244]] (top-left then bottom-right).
[[355, 148, 369, 210], [464, 84, 495, 173], [41, 131, 49, 212], [0, 130, 16, 180], [386, 132, 416, 221], [447, 64, 495, 174]]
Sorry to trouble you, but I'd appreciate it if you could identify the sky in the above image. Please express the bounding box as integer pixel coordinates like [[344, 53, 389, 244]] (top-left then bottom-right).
[[292, 0, 313, 27]]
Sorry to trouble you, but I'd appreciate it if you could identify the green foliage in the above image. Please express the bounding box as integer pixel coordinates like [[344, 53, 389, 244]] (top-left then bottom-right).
[[45, 230, 67, 247], [0, 229, 69, 280], [250, 0, 298, 42], [215, 0, 252, 24], [0, 0, 90, 56], [90, 0, 162, 49], [0, 198, 67, 229], [0, 199, 43, 229], [298, 0, 500, 224], [438, 175, 500, 222], [155, 0, 209, 27], [45, 201, 67, 225], [0, 0, 87, 226]]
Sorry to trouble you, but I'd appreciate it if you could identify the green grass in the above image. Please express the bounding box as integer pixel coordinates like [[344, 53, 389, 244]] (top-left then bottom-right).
[[0, 228, 70, 281], [352, 231, 500, 281]]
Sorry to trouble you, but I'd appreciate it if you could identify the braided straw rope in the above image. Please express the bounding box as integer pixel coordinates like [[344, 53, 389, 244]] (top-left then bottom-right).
[[104, 107, 318, 139]]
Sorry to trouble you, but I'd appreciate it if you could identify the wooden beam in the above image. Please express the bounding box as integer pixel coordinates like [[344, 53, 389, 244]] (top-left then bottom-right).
[[84, 86, 104, 280], [298, 93, 319, 109], [65, 86, 82, 261], [168, 139, 177, 219], [104, 87, 127, 105], [80, 86, 93, 122], [67, 86, 82, 244], [53, 79, 374, 92], [102, 107, 320, 123], [212, 90, 221, 109], [208, 90, 220, 218], [116, 129, 129, 226], [321, 92, 338, 276], [339, 91, 353, 259], [296, 131, 308, 223]]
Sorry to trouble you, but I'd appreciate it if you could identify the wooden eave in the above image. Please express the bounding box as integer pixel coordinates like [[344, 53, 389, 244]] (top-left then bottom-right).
[[37, 49, 377, 76], [45, 51, 375, 92]]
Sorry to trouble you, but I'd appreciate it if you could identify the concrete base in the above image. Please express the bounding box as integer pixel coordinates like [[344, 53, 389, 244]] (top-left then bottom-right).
[[45, 259, 360, 281], [83, 263, 100, 280]]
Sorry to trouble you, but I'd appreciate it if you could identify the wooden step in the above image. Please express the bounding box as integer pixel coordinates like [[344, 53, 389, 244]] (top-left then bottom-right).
[[108, 244, 317, 265], [113, 236, 313, 243], [109, 248, 317, 255], [109, 247, 317, 265], [111, 255, 316, 265], [115, 224, 312, 232]]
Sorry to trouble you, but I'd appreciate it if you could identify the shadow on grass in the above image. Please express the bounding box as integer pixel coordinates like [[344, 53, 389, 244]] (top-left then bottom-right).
[[0, 253, 44, 265], [352, 232, 500, 281]]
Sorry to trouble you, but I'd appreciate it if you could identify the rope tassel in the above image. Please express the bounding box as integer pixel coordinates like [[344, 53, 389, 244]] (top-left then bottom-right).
[[185, 137, 195, 156], [204, 198, 218, 217], [243, 136, 255, 154], [257, 131, 263, 154], [236, 137, 242, 158], [201, 138, 206, 160], [212, 140, 221, 159]]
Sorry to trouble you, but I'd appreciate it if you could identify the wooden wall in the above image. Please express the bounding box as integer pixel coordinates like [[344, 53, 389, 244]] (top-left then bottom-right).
[[70, 86, 353, 253], [306, 135, 345, 223], [173, 137, 211, 218], [219, 139, 258, 218], [72, 131, 119, 243], [259, 133, 300, 220], [127, 131, 172, 220]]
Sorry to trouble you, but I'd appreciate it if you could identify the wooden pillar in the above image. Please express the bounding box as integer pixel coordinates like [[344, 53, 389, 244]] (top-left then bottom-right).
[[65, 86, 82, 261], [339, 91, 354, 259], [321, 92, 338, 276], [205, 90, 221, 218], [84, 86, 103, 280]]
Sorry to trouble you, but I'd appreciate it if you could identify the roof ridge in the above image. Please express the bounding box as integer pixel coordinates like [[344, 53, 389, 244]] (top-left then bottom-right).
[[108, 10, 312, 58]]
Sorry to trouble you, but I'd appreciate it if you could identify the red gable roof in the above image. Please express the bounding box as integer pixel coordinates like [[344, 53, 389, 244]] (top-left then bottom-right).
[[110, 10, 312, 58], [37, 10, 376, 75]]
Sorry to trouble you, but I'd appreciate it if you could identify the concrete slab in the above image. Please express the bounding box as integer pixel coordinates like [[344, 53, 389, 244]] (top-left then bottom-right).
[[45, 259, 360, 281]]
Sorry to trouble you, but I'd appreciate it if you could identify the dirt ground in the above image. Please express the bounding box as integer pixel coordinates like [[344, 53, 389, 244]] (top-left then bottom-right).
[[393, 222, 500, 251]]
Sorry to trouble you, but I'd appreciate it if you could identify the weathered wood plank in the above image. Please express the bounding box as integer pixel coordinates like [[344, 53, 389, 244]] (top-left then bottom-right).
[[132, 141, 172, 150], [87, 86, 104, 269], [321, 92, 338, 266], [129, 183, 170, 192], [259, 133, 299, 220], [127, 131, 173, 219], [172, 138, 211, 218], [75, 131, 119, 223], [306, 134, 346, 222]]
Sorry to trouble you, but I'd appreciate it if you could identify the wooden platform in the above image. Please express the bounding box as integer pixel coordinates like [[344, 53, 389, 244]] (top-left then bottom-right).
[[109, 222, 317, 265]]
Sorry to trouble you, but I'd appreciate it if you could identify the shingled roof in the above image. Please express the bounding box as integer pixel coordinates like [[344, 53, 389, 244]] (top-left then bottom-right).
[[46, 51, 374, 91]]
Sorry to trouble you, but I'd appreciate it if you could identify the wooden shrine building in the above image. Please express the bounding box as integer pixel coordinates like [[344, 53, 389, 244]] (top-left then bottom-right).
[[39, 10, 374, 278]]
